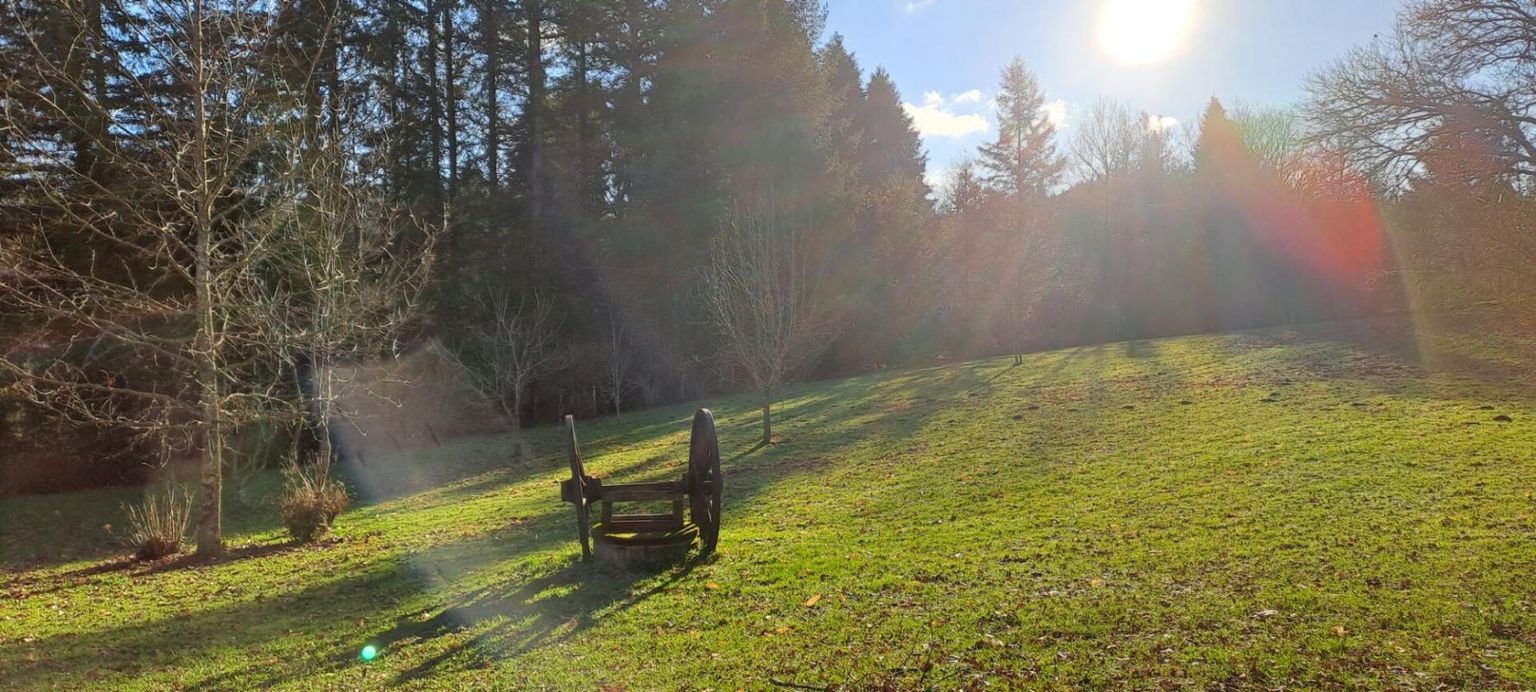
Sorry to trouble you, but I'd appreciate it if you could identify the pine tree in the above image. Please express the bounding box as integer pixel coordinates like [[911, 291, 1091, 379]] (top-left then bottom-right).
[[606, 0, 661, 211], [548, 0, 615, 219], [941, 160, 986, 216], [977, 57, 1064, 198], [1190, 97, 1274, 330], [850, 67, 931, 363], [819, 34, 866, 188], [858, 68, 927, 191], [1192, 97, 1241, 176]]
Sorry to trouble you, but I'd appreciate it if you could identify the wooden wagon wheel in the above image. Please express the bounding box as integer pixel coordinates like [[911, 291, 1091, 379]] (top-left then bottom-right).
[[687, 408, 723, 555], [564, 415, 592, 560]]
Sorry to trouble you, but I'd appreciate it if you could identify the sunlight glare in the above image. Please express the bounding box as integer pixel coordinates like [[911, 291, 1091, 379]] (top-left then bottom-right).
[[1097, 0, 1197, 66]]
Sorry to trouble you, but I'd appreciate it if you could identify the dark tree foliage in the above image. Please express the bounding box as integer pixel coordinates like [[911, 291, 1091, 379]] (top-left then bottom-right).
[[2, 0, 1525, 495]]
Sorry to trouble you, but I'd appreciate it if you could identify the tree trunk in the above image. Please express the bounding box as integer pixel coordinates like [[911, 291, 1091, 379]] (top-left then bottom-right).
[[69, 0, 107, 178], [493, 396, 512, 425], [190, 0, 223, 558], [510, 385, 523, 432], [761, 390, 772, 445], [426, 1, 443, 193], [194, 293, 224, 557], [575, 34, 596, 211], [482, 0, 499, 187], [525, 0, 545, 220], [442, 2, 459, 199], [384, 8, 404, 197], [324, 4, 341, 148]]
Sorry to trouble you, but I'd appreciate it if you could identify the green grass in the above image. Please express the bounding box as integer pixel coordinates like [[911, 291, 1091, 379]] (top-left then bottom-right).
[[3, 313, 1536, 689]]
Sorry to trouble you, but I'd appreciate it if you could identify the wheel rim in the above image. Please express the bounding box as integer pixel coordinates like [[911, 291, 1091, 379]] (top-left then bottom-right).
[[688, 409, 723, 554], [566, 415, 591, 559]]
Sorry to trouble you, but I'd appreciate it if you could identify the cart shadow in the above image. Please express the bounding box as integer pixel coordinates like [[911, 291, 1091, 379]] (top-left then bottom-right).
[[369, 555, 704, 683]]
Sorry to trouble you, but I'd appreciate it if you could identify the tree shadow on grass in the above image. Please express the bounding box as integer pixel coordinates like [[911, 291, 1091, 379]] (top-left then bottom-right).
[[1, 559, 424, 690], [3, 342, 1033, 687], [143, 538, 312, 575], [340, 426, 571, 506], [3, 413, 832, 689], [0, 343, 994, 575], [1124, 338, 1159, 359], [6, 537, 304, 597], [1222, 313, 1536, 405], [0, 479, 302, 573], [364, 555, 704, 684]]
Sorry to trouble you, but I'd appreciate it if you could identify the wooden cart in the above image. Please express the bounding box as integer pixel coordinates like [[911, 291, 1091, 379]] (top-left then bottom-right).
[[560, 408, 723, 563]]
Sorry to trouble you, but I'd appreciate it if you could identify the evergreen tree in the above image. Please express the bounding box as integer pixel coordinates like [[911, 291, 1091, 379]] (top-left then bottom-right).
[[858, 69, 928, 192], [1191, 97, 1276, 330], [819, 34, 866, 190], [605, 0, 662, 211], [940, 161, 986, 216], [548, 0, 616, 220], [1192, 98, 1241, 176], [977, 57, 1064, 198], [853, 67, 930, 347]]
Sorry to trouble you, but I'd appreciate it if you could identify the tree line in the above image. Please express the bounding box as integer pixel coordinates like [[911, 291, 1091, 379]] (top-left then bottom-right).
[[3, 0, 1534, 553]]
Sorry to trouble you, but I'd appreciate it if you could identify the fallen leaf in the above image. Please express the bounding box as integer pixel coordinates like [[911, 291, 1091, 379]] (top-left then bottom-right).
[[1254, 609, 1279, 619], [1332, 625, 1348, 636], [705, 582, 719, 590], [803, 594, 822, 607]]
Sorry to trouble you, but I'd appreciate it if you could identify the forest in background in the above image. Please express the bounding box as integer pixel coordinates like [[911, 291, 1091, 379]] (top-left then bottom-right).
[[3, 0, 1534, 502]]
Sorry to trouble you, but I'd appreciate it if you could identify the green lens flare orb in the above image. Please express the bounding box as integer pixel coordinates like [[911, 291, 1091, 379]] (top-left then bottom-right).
[[360, 645, 378, 662]]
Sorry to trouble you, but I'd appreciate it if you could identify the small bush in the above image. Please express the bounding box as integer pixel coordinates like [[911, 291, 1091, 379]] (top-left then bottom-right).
[[281, 464, 350, 543], [124, 487, 190, 560]]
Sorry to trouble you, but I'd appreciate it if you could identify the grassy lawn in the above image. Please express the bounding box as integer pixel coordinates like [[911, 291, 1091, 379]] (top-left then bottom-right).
[[3, 312, 1535, 689]]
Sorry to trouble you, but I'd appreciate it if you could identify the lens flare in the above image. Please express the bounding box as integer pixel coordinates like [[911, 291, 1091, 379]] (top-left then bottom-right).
[[360, 644, 378, 662]]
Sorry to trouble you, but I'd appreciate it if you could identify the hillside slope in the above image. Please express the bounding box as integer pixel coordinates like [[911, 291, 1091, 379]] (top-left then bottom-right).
[[2, 313, 1535, 688]]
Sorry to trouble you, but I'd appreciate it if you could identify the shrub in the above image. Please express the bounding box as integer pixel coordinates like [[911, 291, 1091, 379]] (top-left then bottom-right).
[[280, 464, 350, 543], [124, 487, 190, 560]]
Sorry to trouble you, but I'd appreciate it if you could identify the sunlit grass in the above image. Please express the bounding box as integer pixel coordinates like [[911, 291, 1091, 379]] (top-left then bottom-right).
[[2, 312, 1534, 688]]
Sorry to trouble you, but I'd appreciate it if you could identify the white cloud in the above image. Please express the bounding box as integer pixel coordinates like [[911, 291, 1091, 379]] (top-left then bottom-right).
[[1146, 114, 1180, 133], [903, 92, 990, 138], [951, 89, 985, 105], [902, 0, 936, 14], [924, 168, 950, 192], [1040, 99, 1069, 129]]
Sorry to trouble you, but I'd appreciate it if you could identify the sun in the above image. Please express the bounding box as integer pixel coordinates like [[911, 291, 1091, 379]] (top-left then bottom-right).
[[1097, 0, 1197, 66]]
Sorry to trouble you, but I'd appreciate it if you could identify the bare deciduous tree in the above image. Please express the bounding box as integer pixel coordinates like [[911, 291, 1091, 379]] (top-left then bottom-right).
[[0, 0, 432, 556], [1306, 0, 1536, 187], [599, 308, 640, 417], [452, 291, 566, 437], [704, 200, 832, 445], [1235, 107, 1300, 174], [247, 137, 434, 474], [1074, 98, 1184, 184], [1073, 98, 1141, 184]]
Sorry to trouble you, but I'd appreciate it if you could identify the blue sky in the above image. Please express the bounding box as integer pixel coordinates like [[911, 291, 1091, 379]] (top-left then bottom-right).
[[823, 0, 1403, 187]]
